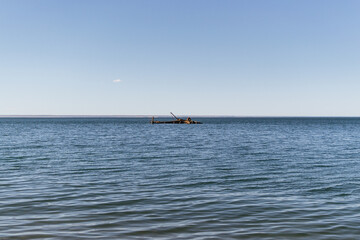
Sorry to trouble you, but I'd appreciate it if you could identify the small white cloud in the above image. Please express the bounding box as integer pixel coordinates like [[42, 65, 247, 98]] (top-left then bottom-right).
[[113, 79, 122, 83]]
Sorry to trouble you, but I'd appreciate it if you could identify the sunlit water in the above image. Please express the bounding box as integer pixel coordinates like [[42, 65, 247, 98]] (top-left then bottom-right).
[[1, 117, 360, 239]]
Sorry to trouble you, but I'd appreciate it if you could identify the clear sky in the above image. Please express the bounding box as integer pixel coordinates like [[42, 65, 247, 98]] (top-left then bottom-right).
[[1, 0, 360, 116]]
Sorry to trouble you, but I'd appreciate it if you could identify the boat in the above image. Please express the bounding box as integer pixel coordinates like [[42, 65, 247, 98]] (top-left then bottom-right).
[[151, 112, 202, 124]]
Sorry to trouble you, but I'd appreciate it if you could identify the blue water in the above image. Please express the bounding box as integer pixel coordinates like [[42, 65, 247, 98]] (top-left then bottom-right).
[[1, 117, 360, 239]]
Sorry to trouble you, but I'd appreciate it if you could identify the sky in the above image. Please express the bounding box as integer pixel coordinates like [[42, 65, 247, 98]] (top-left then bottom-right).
[[1, 0, 360, 116]]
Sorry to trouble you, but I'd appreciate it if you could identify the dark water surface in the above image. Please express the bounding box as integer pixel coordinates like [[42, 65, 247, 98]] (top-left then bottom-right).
[[1, 117, 360, 239]]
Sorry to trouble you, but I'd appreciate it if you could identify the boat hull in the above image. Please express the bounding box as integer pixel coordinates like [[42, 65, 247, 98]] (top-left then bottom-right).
[[150, 114, 202, 124], [151, 120, 202, 124]]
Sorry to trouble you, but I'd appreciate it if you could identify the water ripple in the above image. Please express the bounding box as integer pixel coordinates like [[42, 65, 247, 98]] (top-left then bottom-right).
[[1, 118, 360, 239]]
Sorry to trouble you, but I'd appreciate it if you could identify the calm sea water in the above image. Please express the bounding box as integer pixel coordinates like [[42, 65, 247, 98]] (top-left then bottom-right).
[[1, 117, 360, 239]]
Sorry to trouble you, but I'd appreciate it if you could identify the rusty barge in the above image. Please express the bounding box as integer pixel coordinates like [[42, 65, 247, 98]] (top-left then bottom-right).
[[151, 112, 202, 124]]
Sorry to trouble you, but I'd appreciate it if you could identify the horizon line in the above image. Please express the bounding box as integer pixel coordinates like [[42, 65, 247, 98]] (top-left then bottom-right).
[[1, 115, 360, 118]]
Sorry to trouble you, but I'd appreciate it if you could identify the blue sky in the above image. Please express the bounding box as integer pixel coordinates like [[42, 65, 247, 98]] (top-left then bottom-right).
[[1, 0, 360, 116]]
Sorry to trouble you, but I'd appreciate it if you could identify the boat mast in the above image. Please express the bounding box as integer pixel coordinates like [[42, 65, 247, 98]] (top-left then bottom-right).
[[170, 112, 179, 120]]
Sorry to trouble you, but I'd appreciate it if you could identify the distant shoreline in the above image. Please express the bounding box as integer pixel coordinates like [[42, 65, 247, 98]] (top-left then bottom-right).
[[1, 115, 360, 118], [0, 115, 240, 118]]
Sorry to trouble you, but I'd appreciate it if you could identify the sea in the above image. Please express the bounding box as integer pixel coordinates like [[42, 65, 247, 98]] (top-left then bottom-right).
[[1, 117, 360, 239]]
